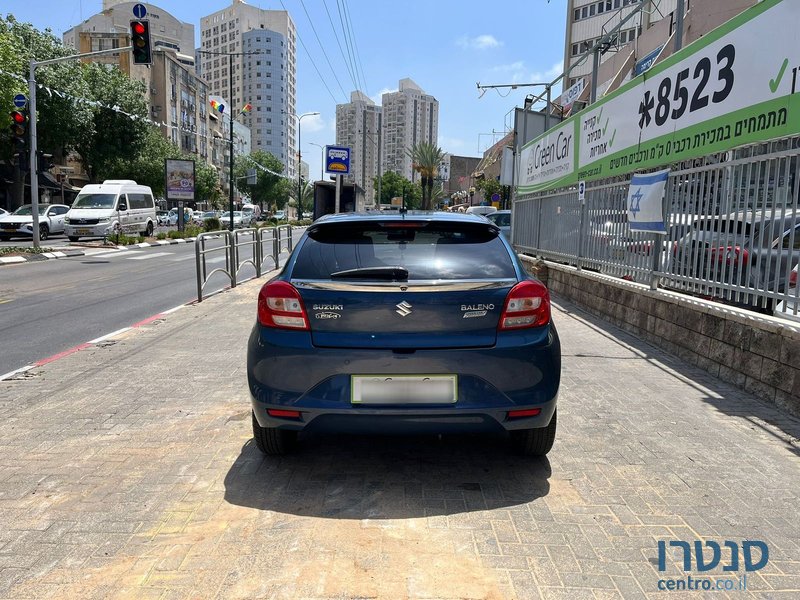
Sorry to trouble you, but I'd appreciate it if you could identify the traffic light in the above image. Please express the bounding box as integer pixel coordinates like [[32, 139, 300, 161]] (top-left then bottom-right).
[[9, 109, 28, 148], [37, 151, 54, 174], [130, 20, 152, 65]]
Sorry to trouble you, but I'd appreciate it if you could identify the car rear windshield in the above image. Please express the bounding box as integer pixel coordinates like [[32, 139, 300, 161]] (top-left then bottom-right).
[[292, 221, 516, 281], [487, 213, 511, 227]]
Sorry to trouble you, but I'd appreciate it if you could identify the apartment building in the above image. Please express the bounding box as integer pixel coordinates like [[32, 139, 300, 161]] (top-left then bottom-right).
[[381, 79, 439, 183], [336, 91, 382, 204], [199, 1, 297, 178]]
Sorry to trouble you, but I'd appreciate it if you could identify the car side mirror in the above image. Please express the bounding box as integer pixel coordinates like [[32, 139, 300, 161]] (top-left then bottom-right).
[[118, 202, 127, 211]]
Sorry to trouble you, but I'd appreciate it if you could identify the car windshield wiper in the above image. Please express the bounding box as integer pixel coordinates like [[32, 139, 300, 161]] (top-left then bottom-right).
[[330, 266, 409, 281]]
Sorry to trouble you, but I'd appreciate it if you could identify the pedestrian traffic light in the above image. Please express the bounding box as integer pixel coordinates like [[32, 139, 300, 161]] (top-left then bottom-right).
[[9, 109, 28, 147], [37, 151, 54, 174], [130, 20, 152, 65]]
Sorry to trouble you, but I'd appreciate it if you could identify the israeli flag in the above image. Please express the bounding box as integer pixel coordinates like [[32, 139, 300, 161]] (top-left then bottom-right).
[[627, 169, 669, 233]]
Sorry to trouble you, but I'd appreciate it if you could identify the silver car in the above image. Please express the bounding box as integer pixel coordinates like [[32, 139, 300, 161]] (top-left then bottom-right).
[[485, 210, 511, 240]]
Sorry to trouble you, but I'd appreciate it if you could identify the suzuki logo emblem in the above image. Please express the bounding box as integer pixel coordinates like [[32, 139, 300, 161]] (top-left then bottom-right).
[[395, 301, 412, 317]]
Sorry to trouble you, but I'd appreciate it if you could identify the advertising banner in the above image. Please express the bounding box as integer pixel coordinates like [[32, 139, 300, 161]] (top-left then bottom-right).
[[627, 169, 669, 232], [516, 120, 575, 193], [165, 159, 195, 201], [516, 0, 800, 193]]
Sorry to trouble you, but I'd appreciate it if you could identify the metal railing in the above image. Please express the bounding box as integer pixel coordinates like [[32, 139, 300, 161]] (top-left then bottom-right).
[[195, 225, 302, 302], [514, 137, 800, 319]]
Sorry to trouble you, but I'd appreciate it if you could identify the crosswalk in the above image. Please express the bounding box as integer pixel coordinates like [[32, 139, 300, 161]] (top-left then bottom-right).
[[82, 248, 230, 264]]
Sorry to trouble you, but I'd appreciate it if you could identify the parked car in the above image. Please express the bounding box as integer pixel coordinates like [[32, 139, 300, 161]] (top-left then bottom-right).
[[156, 210, 169, 226], [65, 180, 156, 240], [242, 203, 261, 224], [273, 210, 286, 221], [484, 210, 511, 240], [775, 263, 799, 322], [0, 204, 70, 240], [0, 208, 9, 218], [247, 212, 561, 456], [465, 205, 498, 217], [166, 208, 194, 226], [671, 211, 800, 309], [219, 211, 244, 228]]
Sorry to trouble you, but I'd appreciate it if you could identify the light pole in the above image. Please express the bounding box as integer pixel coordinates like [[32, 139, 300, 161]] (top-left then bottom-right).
[[283, 111, 319, 219], [308, 142, 324, 181]]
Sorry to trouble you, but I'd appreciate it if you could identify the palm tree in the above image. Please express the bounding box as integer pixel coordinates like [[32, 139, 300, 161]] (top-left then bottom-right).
[[407, 142, 445, 210]]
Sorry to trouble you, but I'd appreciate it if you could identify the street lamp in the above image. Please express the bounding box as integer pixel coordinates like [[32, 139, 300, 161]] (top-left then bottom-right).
[[308, 142, 324, 181], [469, 186, 476, 206], [283, 110, 319, 219]]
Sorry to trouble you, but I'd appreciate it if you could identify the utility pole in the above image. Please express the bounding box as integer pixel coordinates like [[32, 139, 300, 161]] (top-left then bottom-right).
[[283, 111, 319, 219]]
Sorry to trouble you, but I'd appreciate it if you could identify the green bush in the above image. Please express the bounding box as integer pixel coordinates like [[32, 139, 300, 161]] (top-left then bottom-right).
[[203, 217, 221, 232], [112, 233, 141, 246], [168, 225, 201, 239], [156, 232, 167, 240]]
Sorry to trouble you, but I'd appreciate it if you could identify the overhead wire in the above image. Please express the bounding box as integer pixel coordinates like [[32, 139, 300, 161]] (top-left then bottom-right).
[[341, 0, 368, 97], [321, 0, 360, 93], [279, 0, 339, 104], [297, 0, 348, 101], [336, 0, 363, 93]]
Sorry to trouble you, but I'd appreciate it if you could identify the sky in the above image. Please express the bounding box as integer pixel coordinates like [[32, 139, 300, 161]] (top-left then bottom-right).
[[7, 0, 568, 183]]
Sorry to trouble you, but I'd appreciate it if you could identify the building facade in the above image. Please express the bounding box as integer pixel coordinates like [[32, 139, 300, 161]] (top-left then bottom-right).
[[199, 1, 297, 178], [336, 91, 382, 205], [381, 78, 439, 183]]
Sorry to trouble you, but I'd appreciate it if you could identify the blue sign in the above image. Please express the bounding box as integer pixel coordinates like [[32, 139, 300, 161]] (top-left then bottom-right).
[[633, 45, 664, 77], [132, 3, 147, 18], [325, 145, 351, 175], [13, 94, 27, 108]]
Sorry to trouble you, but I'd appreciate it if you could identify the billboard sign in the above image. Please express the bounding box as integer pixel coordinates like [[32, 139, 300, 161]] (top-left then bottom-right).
[[165, 158, 195, 201], [517, 120, 575, 193], [633, 45, 664, 77], [325, 145, 351, 175]]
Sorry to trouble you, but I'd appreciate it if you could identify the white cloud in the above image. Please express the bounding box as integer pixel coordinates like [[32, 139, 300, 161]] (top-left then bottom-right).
[[302, 113, 326, 133], [370, 87, 397, 105], [529, 61, 564, 83], [457, 34, 502, 50], [492, 61, 526, 73]]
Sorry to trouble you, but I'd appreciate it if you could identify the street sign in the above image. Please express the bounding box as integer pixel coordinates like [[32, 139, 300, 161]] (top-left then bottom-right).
[[325, 145, 351, 175], [13, 94, 27, 108], [491, 192, 501, 202], [578, 180, 586, 202], [132, 3, 147, 18], [246, 168, 257, 185]]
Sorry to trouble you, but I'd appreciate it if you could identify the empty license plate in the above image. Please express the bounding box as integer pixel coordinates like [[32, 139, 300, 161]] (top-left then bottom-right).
[[351, 375, 457, 405]]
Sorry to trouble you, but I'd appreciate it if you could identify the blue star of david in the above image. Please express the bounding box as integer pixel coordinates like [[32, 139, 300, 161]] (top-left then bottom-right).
[[630, 188, 644, 218]]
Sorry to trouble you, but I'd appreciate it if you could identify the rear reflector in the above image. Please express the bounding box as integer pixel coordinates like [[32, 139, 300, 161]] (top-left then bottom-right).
[[507, 408, 541, 419], [267, 409, 301, 418]]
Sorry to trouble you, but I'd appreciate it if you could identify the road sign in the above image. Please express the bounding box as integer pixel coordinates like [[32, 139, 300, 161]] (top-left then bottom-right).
[[13, 94, 27, 108], [578, 180, 586, 202], [491, 192, 501, 202], [132, 3, 147, 18], [325, 145, 351, 175]]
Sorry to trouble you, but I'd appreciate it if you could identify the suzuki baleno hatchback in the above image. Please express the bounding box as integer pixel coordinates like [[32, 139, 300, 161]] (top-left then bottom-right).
[[247, 212, 561, 456]]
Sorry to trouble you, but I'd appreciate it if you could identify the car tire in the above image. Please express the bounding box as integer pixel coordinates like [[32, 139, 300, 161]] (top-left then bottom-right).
[[39, 224, 49, 240], [143, 221, 154, 237], [252, 412, 297, 455], [68, 236, 79, 242], [510, 409, 557, 456]]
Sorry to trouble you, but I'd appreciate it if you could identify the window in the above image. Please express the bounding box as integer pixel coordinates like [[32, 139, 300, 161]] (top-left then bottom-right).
[[574, 8, 580, 20], [571, 43, 579, 56], [589, 4, 595, 16], [581, 6, 588, 18]]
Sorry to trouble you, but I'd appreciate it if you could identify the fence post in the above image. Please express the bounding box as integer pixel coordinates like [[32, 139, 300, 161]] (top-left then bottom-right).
[[577, 194, 587, 271], [195, 234, 204, 303], [255, 228, 262, 278], [229, 230, 238, 288], [273, 228, 280, 269]]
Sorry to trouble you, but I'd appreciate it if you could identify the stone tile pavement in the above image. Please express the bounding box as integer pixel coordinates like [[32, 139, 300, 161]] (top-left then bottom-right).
[[0, 277, 798, 599]]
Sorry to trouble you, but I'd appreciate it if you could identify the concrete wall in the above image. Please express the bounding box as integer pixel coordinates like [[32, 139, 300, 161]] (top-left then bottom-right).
[[520, 257, 800, 417]]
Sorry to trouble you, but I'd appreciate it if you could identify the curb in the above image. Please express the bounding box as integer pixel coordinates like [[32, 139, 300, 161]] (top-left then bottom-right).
[[0, 237, 198, 266]]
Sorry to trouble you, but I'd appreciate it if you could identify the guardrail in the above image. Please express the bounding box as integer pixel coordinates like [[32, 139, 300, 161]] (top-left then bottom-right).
[[195, 225, 302, 302], [514, 137, 800, 318]]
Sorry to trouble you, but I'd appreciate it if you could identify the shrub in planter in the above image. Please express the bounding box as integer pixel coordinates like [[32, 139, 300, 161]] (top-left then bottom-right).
[[203, 217, 221, 232]]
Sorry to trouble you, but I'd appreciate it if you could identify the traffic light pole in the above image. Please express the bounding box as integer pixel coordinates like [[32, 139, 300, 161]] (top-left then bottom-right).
[[26, 46, 131, 248]]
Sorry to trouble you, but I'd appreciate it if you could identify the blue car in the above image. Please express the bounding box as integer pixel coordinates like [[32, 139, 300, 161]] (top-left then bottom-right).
[[247, 212, 561, 456]]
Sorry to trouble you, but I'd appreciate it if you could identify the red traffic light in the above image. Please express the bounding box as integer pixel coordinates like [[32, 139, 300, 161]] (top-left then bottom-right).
[[10, 111, 26, 124], [132, 22, 145, 35]]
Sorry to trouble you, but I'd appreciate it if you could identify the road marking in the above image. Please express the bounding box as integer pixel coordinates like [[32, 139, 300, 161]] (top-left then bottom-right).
[[126, 252, 173, 260], [0, 298, 11, 305], [88, 249, 141, 258], [162, 304, 185, 314], [169, 254, 197, 262], [0, 365, 34, 381], [35, 343, 92, 366], [88, 327, 131, 344]]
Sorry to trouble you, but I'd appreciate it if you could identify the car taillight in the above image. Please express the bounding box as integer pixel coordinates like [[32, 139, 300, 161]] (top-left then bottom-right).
[[790, 269, 798, 287], [498, 280, 550, 330], [257, 280, 309, 330]]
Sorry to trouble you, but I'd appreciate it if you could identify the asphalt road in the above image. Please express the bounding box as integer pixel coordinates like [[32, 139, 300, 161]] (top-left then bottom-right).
[[0, 239, 277, 375]]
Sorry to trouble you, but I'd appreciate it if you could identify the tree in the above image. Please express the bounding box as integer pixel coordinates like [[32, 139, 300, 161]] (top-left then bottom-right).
[[475, 177, 504, 204], [373, 170, 422, 208], [234, 150, 290, 211], [406, 141, 445, 210], [291, 179, 314, 216]]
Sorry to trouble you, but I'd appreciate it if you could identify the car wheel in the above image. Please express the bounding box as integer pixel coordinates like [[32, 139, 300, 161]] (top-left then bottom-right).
[[252, 412, 297, 455], [39, 224, 49, 240], [510, 409, 557, 456], [144, 221, 154, 237], [68, 236, 79, 242]]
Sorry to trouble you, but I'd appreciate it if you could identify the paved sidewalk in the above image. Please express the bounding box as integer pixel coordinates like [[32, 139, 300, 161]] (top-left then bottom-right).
[[1, 277, 799, 599]]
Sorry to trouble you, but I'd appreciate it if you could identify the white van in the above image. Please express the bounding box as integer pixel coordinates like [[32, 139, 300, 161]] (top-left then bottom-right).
[[241, 203, 261, 225], [65, 180, 157, 241], [465, 205, 498, 217]]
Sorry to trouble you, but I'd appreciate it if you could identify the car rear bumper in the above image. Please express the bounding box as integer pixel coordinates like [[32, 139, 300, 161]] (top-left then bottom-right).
[[248, 324, 560, 434]]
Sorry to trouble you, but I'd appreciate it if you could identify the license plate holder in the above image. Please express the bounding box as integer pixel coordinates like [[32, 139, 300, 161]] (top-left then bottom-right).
[[351, 374, 457, 405], [76, 228, 92, 235]]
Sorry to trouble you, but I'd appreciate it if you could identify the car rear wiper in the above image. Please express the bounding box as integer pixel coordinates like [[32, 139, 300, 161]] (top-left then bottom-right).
[[330, 266, 409, 281]]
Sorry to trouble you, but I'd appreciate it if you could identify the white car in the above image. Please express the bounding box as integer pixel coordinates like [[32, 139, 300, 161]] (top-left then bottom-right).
[[273, 210, 286, 221], [166, 208, 194, 226], [0, 208, 8, 218], [0, 204, 69, 241], [219, 211, 244, 228]]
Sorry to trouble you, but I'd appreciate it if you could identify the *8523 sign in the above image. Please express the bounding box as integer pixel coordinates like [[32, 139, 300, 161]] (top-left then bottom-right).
[[639, 44, 735, 130]]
